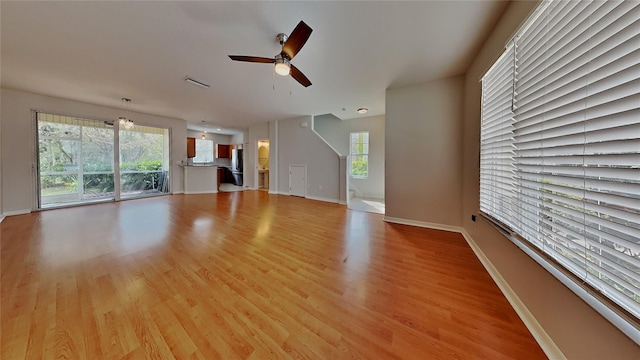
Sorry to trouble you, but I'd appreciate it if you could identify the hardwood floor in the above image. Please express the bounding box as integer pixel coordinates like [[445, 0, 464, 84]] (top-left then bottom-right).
[[1, 191, 546, 359]]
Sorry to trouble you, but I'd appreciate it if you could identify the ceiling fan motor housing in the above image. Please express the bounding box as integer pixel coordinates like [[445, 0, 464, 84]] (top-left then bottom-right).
[[276, 33, 288, 47]]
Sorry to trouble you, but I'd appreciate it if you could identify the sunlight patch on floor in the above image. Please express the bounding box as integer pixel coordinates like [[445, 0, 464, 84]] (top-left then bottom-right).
[[348, 197, 385, 214]]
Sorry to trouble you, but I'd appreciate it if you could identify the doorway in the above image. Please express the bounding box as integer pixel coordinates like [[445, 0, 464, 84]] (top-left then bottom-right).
[[257, 140, 269, 191]]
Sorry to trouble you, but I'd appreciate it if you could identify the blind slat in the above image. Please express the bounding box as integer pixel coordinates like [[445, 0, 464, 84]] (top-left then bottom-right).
[[481, 0, 640, 324]]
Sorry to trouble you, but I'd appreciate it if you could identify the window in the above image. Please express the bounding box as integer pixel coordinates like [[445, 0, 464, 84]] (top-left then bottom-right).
[[480, 0, 640, 334], [193, 139, 213, 163], [37, 113, 114, 206], [37, 113, 170, 208], [119, 124, 170, 197], [350, 131, 369, 178]]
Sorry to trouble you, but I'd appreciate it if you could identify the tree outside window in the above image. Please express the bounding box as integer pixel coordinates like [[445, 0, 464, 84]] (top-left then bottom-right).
[[193, 139, 214, 163], [350, 131, 369, 178]]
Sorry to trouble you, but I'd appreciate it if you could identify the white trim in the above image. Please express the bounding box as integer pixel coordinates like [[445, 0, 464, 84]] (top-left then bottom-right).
[[0, 216, 5, 223], [305, 195, 339, 204], [269, 190, 285, 195], [172, 191, 184, 195], [311, 116, 342, 156], [339, 200, 347, 205], [183, 190, 217, 195], [383, 216, 463, 233], [2, 209, 31, 217], [503, 229, 640, 347], [382, 216, 565, 360], [460, 230, 567, 360]]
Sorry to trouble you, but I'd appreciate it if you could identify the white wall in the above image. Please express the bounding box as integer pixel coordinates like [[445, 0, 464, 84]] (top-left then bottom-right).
[[277, 116, 340, 202], [461, 1, 640, 358], [313, 114, 348, 155], [0, 105, 3, 218], [230, 133, 244, 145], [0, 88, 187, 213], [385, 76, 464, 227], [314, 114, 385, 199], [268, 121, 278, 193]]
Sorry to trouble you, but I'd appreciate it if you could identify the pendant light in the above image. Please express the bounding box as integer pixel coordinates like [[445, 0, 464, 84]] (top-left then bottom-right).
[[118, 98, 135, 130]]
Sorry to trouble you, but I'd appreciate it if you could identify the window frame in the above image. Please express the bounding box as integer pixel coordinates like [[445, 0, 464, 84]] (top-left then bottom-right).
[[350, 131, 369, 179], [479, 0, 640, 343]]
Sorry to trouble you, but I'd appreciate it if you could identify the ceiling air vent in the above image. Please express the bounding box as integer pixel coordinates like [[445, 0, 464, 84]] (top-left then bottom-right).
[[184, 76, 211, 88]]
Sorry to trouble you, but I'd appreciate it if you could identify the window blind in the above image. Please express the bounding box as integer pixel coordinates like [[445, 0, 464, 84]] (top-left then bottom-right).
[[480, 0, 640, 329], [480, 43, 517, 229], [38, 112, 111, 129]]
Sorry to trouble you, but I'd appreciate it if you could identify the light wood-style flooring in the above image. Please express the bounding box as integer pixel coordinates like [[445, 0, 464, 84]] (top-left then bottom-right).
[[1, 191, 546, 359]]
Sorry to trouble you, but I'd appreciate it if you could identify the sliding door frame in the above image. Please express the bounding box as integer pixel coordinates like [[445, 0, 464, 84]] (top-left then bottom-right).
[[33, 110, 171, 210]]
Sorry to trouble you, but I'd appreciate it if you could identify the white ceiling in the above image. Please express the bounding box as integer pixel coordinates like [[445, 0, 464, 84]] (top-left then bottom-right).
[[1, 1, 508, 133]]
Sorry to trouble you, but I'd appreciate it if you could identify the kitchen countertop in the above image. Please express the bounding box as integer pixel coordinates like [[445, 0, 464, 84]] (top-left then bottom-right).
[[184, 164, 218, 167]]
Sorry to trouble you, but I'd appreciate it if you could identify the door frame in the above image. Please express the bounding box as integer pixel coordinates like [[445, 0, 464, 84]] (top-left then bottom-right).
[[256, 139, 269, 190], [34, 110, 171, 209]]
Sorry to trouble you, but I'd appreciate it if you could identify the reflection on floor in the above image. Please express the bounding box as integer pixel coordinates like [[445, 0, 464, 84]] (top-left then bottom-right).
[[349, 197, 385, 214], [219, 184, 245, 192]]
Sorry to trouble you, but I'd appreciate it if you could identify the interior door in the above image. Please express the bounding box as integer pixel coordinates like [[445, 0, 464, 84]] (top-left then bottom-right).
[[289, 164, 306, 197]]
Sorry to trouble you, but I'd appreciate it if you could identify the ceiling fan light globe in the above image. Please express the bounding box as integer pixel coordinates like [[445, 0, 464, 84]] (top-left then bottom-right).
[[275, 62, 290, 76]]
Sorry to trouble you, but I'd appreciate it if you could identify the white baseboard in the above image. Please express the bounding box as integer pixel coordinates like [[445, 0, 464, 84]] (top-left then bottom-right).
[[184, 190, 218, 194], [383, 216, 464, 234], [0, 215, 4, 223], [172, 191, 184, 195], [459, 229, 566, 360], [339, 200, 347, 205], [306, 195, 339, 204], [2, 209, 31, 217], [382, 216, 565, 360], [269, 190, 283, 195]]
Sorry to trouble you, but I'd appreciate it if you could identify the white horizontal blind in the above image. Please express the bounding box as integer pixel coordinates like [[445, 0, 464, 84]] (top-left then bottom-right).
[[38, 112, 111, 129], [480, 44, 517, 229], [481, 0, 640, 323]]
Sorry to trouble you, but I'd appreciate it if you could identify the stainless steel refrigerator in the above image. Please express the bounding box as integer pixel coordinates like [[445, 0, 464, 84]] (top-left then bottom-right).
[[231, 148, 243, 186]]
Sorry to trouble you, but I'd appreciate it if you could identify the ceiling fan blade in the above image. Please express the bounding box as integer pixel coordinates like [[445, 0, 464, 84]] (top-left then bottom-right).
[[228, 55, 275, 63], [290, 65, 312, 87], [281, 21, 312, 60]]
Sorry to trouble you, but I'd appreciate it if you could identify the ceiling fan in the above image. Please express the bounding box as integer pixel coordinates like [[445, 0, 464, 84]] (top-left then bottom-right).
[[228, 21, 313, 87]]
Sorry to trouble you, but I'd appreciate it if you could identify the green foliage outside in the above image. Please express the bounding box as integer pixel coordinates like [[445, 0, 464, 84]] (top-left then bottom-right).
[[350, 132, 369, 178], [120, 160, 164, 192], [351, 156, 368, 177], [38, 120, 166, 196]]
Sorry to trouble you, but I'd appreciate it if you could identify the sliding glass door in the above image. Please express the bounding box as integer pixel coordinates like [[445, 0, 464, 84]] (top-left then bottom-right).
[[37, 112, 170, 209], [38, 113, 115, 207], [119, 125, 170, 198]]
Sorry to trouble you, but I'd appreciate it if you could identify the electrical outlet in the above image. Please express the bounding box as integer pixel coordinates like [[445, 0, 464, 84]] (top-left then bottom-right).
[[471, 214, 477, 222]]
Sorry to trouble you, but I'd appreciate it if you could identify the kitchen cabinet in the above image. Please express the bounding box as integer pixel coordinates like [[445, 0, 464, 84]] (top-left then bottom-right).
[[216, 144, 231, 158], [187, 137, 196, 158], [218, 167, 234, 184]]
